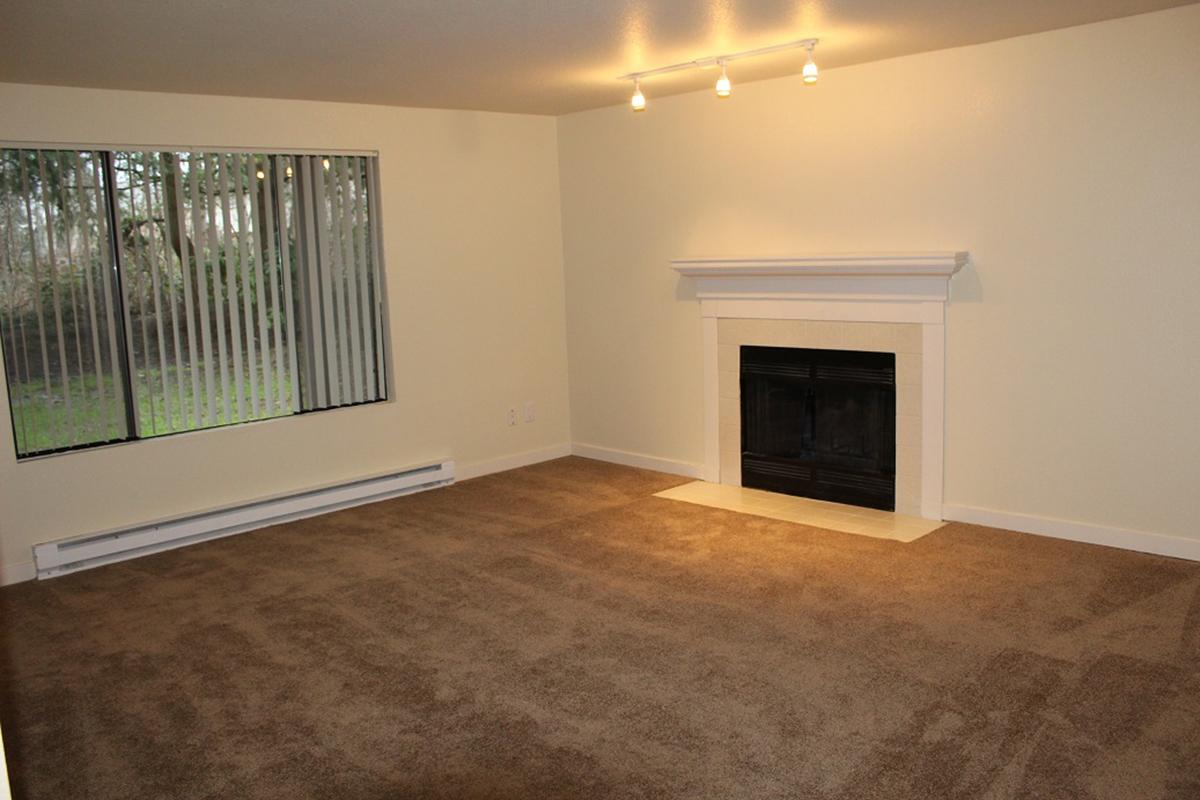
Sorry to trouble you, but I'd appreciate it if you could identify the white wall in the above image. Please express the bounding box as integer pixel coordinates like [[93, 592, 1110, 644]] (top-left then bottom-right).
[[557, 7, 1200, 543], [0, 83, 571, 580]]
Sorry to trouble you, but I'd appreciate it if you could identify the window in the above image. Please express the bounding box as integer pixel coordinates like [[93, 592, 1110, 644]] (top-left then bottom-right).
[[0, 147, 388, 458]]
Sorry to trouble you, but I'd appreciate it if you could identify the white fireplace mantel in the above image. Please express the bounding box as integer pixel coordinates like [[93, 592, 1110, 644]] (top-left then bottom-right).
[[672, 252, 967, 308], [671, 251, 968, 521], [672, 252, 967, 279]]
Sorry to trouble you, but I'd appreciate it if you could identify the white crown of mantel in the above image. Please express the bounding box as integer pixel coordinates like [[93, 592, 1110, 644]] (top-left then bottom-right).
[[671, 251, 968, 307]]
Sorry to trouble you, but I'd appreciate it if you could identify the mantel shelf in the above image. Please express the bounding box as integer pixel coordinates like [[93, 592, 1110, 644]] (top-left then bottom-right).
[[671, 252, 968, 279]]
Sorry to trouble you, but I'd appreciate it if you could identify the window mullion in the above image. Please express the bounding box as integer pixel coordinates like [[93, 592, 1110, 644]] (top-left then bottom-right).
[[100, 151, 141, 441]]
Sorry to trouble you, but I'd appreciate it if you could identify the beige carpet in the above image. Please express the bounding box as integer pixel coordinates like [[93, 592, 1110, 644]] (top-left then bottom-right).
[[1, 456, 1197, 799]]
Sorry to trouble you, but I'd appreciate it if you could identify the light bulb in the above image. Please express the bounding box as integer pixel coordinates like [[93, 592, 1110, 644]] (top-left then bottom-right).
[[803, 48, 819, 84], [322, 158, 331, 169], [715, 62, 732, 98], [285, 165, 293, 178], [631, 79, 646, 112], [255, 169, 265, 180]]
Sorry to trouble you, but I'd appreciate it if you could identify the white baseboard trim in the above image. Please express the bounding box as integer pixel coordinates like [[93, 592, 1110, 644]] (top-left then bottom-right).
[[456, 442, 572, 481], [942, 504, 1200, 563], [1, 560, 36, 587], [571, 443, 705, 479]]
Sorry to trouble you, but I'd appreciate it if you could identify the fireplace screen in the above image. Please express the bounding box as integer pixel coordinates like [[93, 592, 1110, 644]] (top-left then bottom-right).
[[740, 345, 896, 510]]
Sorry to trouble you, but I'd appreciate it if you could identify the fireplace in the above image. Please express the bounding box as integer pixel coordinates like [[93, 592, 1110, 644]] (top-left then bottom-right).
[[671, 251, 966, 521], [740, 345, 896, 511]]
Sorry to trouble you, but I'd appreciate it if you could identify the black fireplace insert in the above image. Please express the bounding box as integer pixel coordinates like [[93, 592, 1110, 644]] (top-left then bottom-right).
[[740, 345, 896, 510]]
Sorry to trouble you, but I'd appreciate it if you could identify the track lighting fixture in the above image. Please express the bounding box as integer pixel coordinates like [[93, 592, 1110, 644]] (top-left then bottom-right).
[[620, 37, 819, 112]]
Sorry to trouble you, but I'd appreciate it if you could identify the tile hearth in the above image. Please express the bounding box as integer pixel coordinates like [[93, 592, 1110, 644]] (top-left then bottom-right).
[[655, 481, 945, 543]]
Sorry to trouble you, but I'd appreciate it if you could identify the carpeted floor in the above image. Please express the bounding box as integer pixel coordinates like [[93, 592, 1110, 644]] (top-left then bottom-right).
[[1, 456, 1198, 799]]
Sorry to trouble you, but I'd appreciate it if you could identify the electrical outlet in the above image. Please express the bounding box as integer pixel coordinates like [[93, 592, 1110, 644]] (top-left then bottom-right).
[[524, 401, 536, 423], [507, 407, 517, 427]]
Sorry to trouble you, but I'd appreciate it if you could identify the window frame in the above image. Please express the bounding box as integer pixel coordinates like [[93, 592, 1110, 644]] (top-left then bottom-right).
[[0, 140, 394, 461]]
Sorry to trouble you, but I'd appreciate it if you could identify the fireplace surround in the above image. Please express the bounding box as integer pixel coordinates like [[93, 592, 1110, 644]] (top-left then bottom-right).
[[671, 253, 966, 520]]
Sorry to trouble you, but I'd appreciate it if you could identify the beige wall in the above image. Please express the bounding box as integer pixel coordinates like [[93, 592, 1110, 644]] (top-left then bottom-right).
[[558, 7, 1200, 541], [0, 83, 570, 576]]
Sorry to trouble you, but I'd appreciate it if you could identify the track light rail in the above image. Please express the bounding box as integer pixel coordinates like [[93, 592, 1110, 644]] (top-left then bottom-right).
[[617, 38, 818, 81]]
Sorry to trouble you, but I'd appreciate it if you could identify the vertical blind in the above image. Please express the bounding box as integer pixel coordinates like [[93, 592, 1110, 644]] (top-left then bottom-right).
[[0, 148, 388, 458]]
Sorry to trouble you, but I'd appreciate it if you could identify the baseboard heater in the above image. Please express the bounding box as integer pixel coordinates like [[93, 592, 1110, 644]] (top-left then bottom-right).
[[32, 460, 455, 580]]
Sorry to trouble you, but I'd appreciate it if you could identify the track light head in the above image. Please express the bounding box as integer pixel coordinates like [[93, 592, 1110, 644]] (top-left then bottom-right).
[[803, 41, 819, 84], [715, 61, 732, 98], [631, 77, 646, 112]]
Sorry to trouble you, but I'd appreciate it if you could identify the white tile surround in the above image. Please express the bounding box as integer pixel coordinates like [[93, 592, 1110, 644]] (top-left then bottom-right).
[[672, 253, 967, 521], [717, 318, 924, 516]]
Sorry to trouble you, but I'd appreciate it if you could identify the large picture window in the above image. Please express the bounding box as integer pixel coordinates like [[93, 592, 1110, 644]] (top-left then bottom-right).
[[0, 147, 388, 458]]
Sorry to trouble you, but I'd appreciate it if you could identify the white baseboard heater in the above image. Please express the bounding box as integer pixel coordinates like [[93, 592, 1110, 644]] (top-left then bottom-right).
[[32, 460, 455, 580]]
